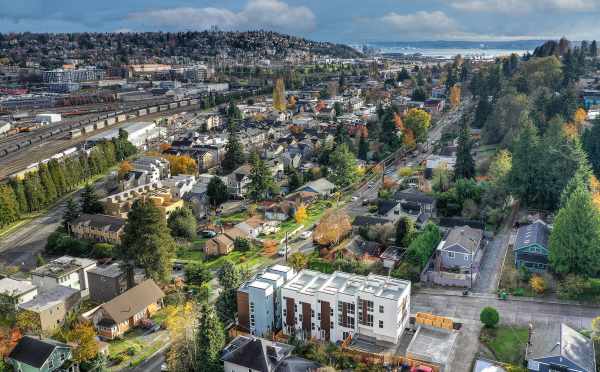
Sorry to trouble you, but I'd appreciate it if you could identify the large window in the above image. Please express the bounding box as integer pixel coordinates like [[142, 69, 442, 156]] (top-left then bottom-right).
[[337, 301, 355, 328], [358, 298, 374, 326]]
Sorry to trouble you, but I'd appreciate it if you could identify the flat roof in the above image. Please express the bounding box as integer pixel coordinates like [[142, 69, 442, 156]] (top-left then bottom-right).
[[32, 256, 95, 278], [19, 286, 79, 312], [283, 270, 410, 301], [259, 272, 281, 282], [249, 280, 272, 290], [269, 264, 293, 273], [89, 262, 123, 278], [0, 278, 36, 296]]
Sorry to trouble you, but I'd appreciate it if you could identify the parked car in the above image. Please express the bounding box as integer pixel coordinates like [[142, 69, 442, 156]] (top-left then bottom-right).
[[300, 231, 312, 239], [201, 230, 217, 238], [410, 366, 433, 372], [278, 245, 291, 257]]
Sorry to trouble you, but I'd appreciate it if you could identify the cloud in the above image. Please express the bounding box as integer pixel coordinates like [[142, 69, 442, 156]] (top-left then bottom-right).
[[448, 0, 599, 14], [129, 0, 316, 33], [381, 11, 460, 36]]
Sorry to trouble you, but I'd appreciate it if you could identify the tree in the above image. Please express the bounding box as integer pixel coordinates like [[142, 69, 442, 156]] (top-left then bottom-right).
[[0, 184, 19, 228], [226, 101, 242, 120], [358, 134, 369, 161], [222, 122, 245, 173], [591, 40, 598, 58], [405, 223, 441, 269], [63, 198, 80, 230], [185, 264, 211, 286], [195, 305, 226, 372], [262, 239, 279, 256], [454, 121, 475, 180], [16, 310, 41, 335], [480, 307, 499, 328], [449, 85, 461, 108], [395, 217, 415, 247], [483, 92, 529, 146], [121, 199, 176, 283], [207, 177, 228, 208], [67, 321, 98, 363], [118, 160, 133, 179], [404, 109, 431, 143], [164, 155, 197, 176], [313, 211, 351, 247], [288, 171, 303, 192], [80, 184, 103, 214], [508, 120, 540, 206], [9, 179, 28, 214], [273, 78, 287, 112], [167, 206, 197, 240], [294, 203, 308, 224], [530, 275, 546, 294], [592, 315, 600, 339], [328, 144, 359, 188], [234, 237, 251, 252], [549, 184, 600, 277], [38, 163, 57, 202], [583, 119, 600, 178], [216, 261, 244, 322], [248, 152, 274, 201], [288, 252, 308, 271]]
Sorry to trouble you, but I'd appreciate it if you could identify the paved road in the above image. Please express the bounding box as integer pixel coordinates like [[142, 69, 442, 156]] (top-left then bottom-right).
[[412, 290, 600, 372], [0, 182, 105, 271]]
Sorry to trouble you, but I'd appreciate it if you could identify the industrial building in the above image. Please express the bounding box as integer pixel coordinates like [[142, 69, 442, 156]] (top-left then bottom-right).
[[87, 122, 166, 148]]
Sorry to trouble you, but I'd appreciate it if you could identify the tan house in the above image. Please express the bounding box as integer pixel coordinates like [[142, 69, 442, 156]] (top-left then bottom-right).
[[68, 214, 125, 245], [203, 227, 248, 257], [18, 286, 81, 334], [100, 182, 184, 219], [88, 279, 165, 340]]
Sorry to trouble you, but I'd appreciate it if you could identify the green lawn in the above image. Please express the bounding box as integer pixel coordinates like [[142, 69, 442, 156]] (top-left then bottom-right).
[[218, 210, 249, 224], [203, 247, 271, 271], [264, 200, 332, 241], [481, 325, 528, 364]]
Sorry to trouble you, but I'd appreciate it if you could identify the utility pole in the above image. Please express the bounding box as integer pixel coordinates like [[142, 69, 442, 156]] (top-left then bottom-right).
[[285, 231, 289, 262]]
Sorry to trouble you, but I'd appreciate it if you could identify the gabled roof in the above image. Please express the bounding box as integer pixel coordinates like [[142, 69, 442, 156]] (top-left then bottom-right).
[[9, 336, 70, 368], [514, 220, 550, 251], [352, 215, 391, 227], [441, 226, 483, 254], [221, 336, 294, 371], [70, 213, 125, 232], [98, 279, 164, 324], [297, 178, 335, 194], [528, 323, 596, 372], [394, 188, 436, 205]]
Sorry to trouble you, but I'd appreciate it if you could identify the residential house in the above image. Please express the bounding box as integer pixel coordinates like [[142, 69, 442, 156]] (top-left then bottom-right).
[[526, 323, 596, 372], [162, 175, 197, 199], [87, 263, 129, 304], [285, 191, 319, 206], [266, 159, 285, 181], [438, 226, 483, 270], [352, 215, 392, 232], [221, 336, 321, 372], [514, 220, 550, 273], [344, 236, 383, 260], [7, 336, 76, 372], [265, 200, 296, 221], [68, 214, 125, 245], [317, 107, 336, 120], [18, 286, 81, 334], [204, 228, 249, 256], [296, 178, 335, 197], [228, 164, 253, 198], [282, 152, 301, 169], [0, 278, 38, 309], [281, 270, 411, 344], [263, 144, 284, 160], [31, 256, 96, 296], [88, 279, 165, 340], [424, 98, 445, 113], [394, 188, 436, 214], [425, 155, 456, 178], [235, 216, 277, 238], [236, 265, 295, 337]]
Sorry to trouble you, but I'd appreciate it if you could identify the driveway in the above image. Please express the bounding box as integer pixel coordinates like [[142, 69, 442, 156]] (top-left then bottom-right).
[[471, 232, 509, 294]]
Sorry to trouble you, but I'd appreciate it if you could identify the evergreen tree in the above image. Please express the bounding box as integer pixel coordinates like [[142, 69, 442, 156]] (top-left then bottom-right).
[[80, 184, 104, 214], [454, 121, 476, 180], [221, 122, 245, 173], [509, 120, 541, 206], [167, 206, 197, 240], [121, 199, 176, 283], [226, 101, 242, 120], [358, 135, 369, 161], [195, 305, 226, 372], [549, 184, 600, 277], [560, 162, 593, 207], [395, 217, 415, 247], [473, 98, 492, 129], [248, 152, 274, 201], [207, 177, 228, 208], [63, 198, 80, 230], [48, 159, 67, 196], [328, 143, 359, 188], [583, 119, 600, 178], [288, 170, 303, 192], [216, 260, 244, 322]]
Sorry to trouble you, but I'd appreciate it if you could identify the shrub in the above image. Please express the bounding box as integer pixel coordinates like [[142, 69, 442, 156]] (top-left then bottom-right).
[[234, 237, 251, 252], [92, 243, 114, 258], [480, 307, 500, 328], [391, 262, 421, 282], [185, 264, 211, 286], [530, 275, 546, 294]]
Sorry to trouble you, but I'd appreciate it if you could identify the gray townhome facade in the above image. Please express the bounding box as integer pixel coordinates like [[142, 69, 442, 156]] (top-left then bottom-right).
[[438, 226, 483, 270]]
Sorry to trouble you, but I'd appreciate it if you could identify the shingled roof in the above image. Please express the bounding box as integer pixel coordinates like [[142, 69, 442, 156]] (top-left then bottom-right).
[[98, 279, 164, 324], [514, 220, 550, 251], [8, 336, 70, 369]]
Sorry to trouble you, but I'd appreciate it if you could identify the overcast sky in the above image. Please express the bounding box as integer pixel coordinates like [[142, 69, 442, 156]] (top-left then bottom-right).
[[1, 0, 599, 43]]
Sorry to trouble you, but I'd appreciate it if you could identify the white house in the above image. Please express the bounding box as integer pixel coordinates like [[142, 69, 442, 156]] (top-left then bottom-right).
[[162, 175, 197, 199], [31, 256, 96, 297], [0, 278, 38, 308]]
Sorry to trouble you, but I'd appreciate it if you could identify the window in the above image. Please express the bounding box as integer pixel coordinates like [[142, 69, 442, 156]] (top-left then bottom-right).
[[311, 309, 315, 318], [299, 314, 303, 322], [312, 323, 315, 330], [283, 309, 287, 317], [60, 353, 65, 361], [379, 320, 383, 328], [317, 313, 321, 320], [379, 305, 384, 313], [527, 361, 540, 371], [464, 255, 469, 261], [448, 251, 455, 259]]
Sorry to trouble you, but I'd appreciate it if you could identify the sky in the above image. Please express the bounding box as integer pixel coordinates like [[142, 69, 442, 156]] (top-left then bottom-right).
[[1, 0, 600, 43]]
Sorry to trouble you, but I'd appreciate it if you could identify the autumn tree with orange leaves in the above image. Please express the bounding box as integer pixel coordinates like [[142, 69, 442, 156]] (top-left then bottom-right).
[[313, 211, 351, 247], [450, 85, 461, 108], [0, 327, 21, 357], [263, 239, 278, 256], [118, 160, 133, 179], [164, 154, 197, 175]]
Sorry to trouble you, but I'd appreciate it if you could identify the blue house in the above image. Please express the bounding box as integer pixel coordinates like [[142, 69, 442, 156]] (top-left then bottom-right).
[[514, 220, 550, 273], [526, 323, 596, 372], [7, 336, 75, 372]]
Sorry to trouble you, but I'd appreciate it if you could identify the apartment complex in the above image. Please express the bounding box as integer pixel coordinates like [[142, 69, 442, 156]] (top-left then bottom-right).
[[100, 182, 184, 219], [42, 67, 105, 83], [236, 266, 411, 345], [281, 270, 411, 344], [68, 213, 125, 245], [237, 265, 296, 337], [31, 256, 96, 297]]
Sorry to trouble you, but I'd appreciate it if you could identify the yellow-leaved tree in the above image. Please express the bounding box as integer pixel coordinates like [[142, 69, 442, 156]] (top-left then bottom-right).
[[118, 160, 133, 179], [313, 211, 351, 247], [530, 275, 546, 294], [164, 155, 197, 175], [294, 203, 308, 224], [273, 78, 287, 112], [450, 85, 461, 108], [67, 321, 99, 363]]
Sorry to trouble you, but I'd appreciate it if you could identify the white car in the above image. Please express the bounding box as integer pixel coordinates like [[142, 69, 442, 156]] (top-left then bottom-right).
[[300, 231, 313, 239], [351, 196, 358, 201], [278, 246, 291, 257]]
